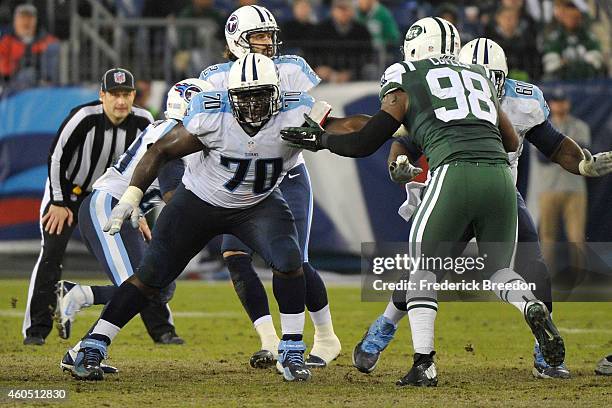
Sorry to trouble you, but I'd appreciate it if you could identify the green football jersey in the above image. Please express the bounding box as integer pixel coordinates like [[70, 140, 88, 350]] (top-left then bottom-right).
[[379, 56, 508, 170]]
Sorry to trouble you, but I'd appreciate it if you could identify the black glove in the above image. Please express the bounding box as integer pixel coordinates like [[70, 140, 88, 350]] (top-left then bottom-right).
[[280, 114, 326, 152]]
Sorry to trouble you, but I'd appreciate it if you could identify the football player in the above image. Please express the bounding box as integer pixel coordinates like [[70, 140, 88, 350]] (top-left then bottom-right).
[[281, 17, 567, 386], [70, 54, 365, 382], [199, 5, 341, 369], [57, 78, 213, 375], [352, 37, 612, 380]]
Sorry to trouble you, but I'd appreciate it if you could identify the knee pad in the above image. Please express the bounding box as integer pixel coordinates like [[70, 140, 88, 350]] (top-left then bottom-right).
[[127, 275, 160, 301], [159, 281, 176, 304], [270, 238, 302, 274]]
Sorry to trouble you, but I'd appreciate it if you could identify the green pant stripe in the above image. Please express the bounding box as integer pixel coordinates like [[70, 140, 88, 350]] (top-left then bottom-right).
[[409, 164, 449, 258]]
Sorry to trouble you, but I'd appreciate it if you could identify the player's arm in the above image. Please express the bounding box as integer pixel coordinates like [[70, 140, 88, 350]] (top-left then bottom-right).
[[281, 89, 407, 157], [387, 137, 423, 183], [498, 110, 520, 152], [529, 119, 612, 176], [104, 124, 203, 234], [324, 114, 371, 133]]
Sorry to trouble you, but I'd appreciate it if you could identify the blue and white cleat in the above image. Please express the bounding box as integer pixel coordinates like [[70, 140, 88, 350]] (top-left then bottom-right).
[[55, 281, 91, 339], [72, 339, 108, 381], [278, 340, 311, 382], [532, 343, 570, 379], [61, 348, 118, 375], [352, 315, 397, 373]]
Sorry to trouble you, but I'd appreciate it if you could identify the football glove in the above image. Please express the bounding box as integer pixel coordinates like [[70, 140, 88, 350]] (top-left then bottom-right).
[[280, 113, 325, 152], [579, 148, 612, 177], [103, 186, 143, 235], [388, 155, 423, 183]]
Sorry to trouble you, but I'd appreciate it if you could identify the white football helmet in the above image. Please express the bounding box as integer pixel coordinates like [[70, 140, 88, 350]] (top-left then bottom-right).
[[403, 17, 461, 62], [458, 38, 508, 98], [225, 5, 280, 59], [165, 78, 213, 120], [227, 53, 280, 129]]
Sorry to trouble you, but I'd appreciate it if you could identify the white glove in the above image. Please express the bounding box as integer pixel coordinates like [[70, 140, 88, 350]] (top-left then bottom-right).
[[398, 181, 426, 222], [579, 148, 612, 177], [309, 100, 332, 126], [389, 155, 423, 183], [103, 186, 144, 235]]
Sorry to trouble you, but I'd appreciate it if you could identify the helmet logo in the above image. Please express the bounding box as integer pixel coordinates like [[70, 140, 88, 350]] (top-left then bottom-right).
[[406, 25, 423, 41], [226, 14, 239, 34], [174, 83, 203, 102]]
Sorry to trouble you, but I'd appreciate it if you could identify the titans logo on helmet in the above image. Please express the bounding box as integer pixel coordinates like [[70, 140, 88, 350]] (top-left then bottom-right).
[[174, 83, 204, 102]]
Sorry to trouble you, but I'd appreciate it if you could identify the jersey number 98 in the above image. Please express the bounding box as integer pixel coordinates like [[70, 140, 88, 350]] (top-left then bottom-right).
[[425, 67, 497, 125]]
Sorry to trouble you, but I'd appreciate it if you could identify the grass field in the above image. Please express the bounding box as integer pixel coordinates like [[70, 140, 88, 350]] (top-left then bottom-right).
[[0, 279, 611, 407]]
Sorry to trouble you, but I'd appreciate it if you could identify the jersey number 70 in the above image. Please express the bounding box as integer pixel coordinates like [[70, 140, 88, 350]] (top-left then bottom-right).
[[221, 156, 283, 194]]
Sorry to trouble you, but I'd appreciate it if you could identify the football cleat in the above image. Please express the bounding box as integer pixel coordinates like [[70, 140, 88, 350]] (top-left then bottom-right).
[[532, 343, 570, 379], [307, 332, 341, 368], [278, 340, 311, 382], [61, 348, 118, 375], [55, 280, 91, 339], [352, 315, 397, 373], [153, 331, 185, 345], [72, 339, 108, 381], [249, 350, 276, 369], [23, 335, 45, 346], [595, 355, 612, 376], [524, 300, 565, 367], [396, 351, 438, 387]]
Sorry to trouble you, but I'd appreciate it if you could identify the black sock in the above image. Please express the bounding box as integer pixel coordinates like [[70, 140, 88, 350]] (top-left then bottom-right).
[[272, 272, 305, 315], [226, 254, 270, 322], [98, 280, 150, 329], [282, 334, 303, 342], [303, 262, 328, 312], [91, 285, 117, 305]]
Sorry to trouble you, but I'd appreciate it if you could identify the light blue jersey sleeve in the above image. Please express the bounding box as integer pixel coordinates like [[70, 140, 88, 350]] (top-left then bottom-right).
[[183, 90, 230, 143], [198, 62, 233, 89], [504, 78, 550, 128], [280, 91, 315, 114], [275, 55, 321, 92]]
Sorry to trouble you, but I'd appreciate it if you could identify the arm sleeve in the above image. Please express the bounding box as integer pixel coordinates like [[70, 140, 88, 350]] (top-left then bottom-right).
[[321, 110, 401, 158], [525, 119, 566, 159], [157, 159, 185, 196]]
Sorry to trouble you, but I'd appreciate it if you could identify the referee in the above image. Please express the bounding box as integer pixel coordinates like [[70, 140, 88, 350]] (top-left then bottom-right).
[[23, 68, 157, 345]]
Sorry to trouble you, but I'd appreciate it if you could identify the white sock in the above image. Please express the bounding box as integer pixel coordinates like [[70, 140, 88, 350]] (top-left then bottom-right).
[[383, 301, 407, 326], [71, 340, 81, 353], [280, 311, 305, 336], [91, 319, 120, 342], [489, 268, 537, 313], [309, 304, 332, 327], [253, 315, 279, 352], [80, 285, 94, 306], [407, 306, 437, 355]]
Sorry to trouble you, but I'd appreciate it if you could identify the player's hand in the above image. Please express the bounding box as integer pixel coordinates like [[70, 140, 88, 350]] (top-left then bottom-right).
[[579, 149, 612, 177], [138, 217, 152, 242], [41, 205, 73, 235], [103, 202, 140, 235], [388, 155, 423, 183], [281, 115, 326, 152]]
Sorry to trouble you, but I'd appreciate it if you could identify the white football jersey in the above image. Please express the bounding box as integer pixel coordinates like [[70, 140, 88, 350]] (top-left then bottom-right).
[[199, 55, 320, 169], [182, 89, 313, 208], [93, 119, 179, 210], [502, 78, 550, 182]]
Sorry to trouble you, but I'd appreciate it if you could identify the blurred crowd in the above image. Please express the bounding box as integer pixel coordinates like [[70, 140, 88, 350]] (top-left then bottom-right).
[[0, 0, 609, 89]]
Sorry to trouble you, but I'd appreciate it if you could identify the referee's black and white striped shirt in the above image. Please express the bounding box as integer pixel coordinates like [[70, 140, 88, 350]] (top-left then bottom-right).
[[47, 100, 153, 206]]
